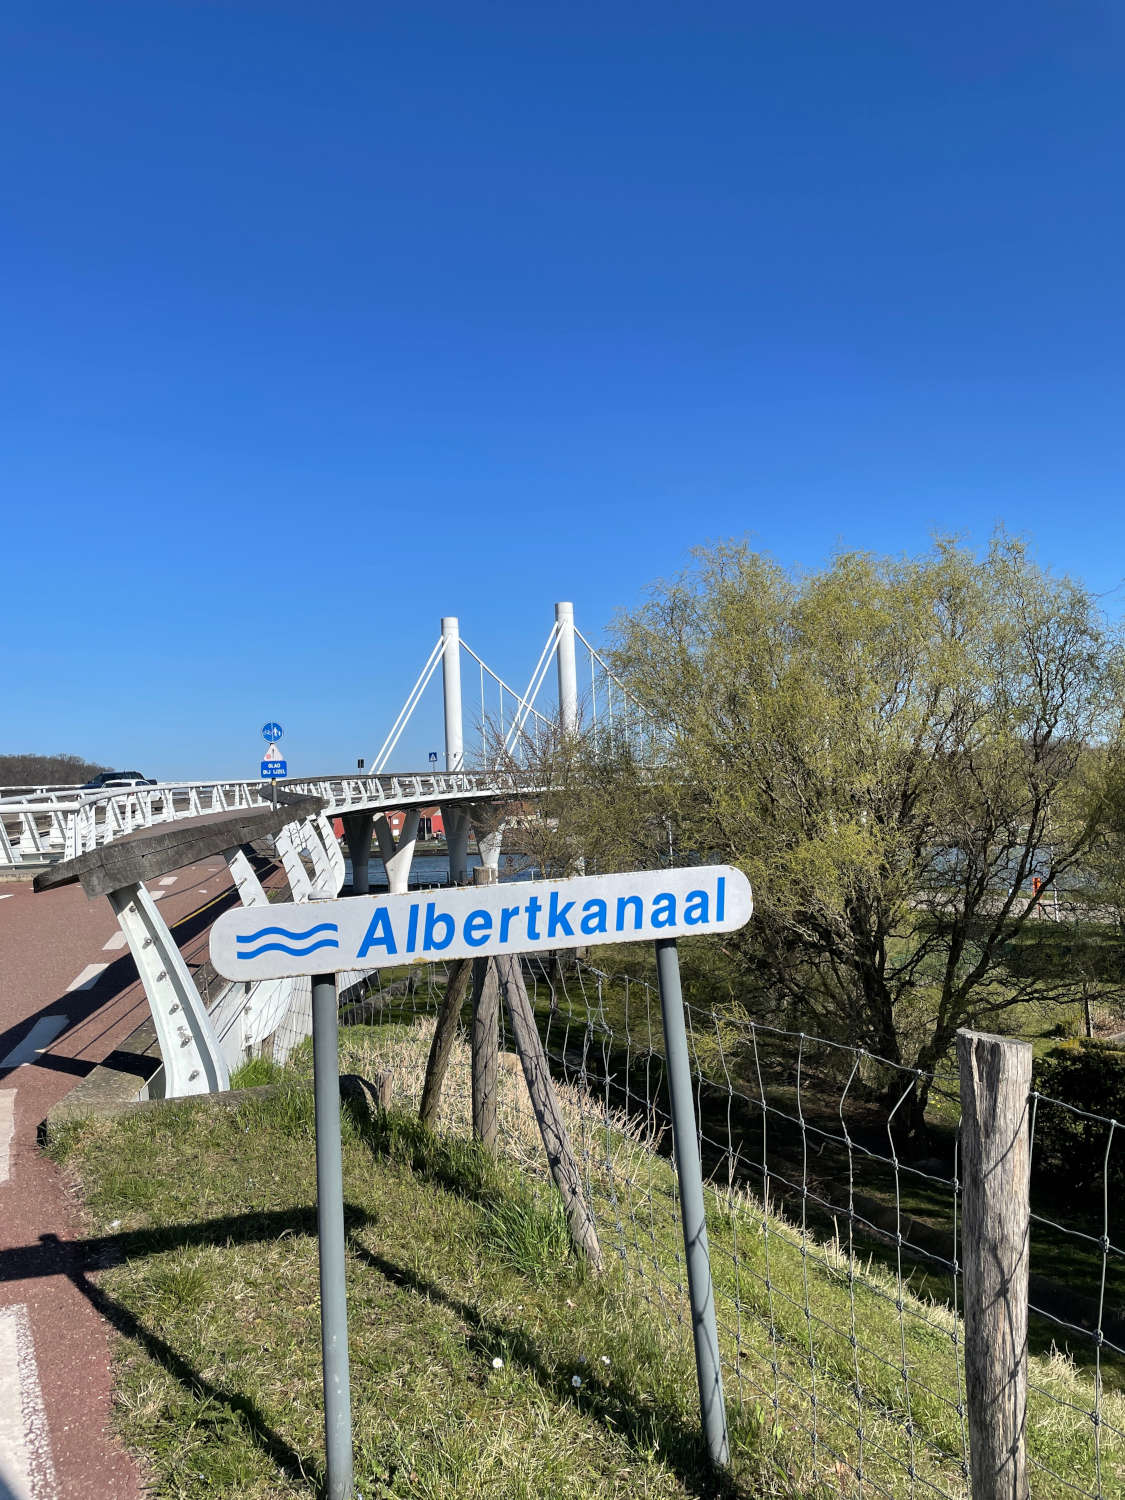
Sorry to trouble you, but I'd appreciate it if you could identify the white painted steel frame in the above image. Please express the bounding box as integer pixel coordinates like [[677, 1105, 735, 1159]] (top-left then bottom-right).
[[0, 771, 531, 869], [107, 881, 230, 1097], [218, 847, 298, 1051]]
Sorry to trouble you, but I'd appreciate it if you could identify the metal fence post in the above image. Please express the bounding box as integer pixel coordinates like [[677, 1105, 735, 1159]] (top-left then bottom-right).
[[654, 938, 729, 1470], [312, 971, 354, 1500], [956, 1028, 1032, 1500]]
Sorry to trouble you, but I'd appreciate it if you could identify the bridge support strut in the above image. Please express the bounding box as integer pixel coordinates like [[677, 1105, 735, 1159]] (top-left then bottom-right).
[[219, 846, 296, 1051], [374, 809, 420, 894], [275, 823, 314, 901], [315, 813, 346, 893], [107, 881, 230, 1098]]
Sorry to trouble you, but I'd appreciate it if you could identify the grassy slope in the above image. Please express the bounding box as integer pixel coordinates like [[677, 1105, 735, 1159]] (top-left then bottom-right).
[[50, 1023, 1124, 1500], [530, 946, 1125, 1379]]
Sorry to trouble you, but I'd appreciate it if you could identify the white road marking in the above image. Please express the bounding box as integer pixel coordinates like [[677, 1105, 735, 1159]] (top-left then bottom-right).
[[102, 931, 128, 952], [0, 1091, 15, 1184], [0, 893, 13, 901], [0, 1304, 57, 1499], [66, 964, 107, 992], [1, 1018, 67, 1071], [158, 876, 177, 887]]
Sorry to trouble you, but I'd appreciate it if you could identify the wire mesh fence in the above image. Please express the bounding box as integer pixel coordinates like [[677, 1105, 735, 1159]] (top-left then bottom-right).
[[90, 813, 1120, 1493], [1026, 1088, 1124, 1499], [264, 951, 1123, 1500]]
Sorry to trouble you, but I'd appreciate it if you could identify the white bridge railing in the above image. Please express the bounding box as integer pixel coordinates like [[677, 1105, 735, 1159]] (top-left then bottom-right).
[[0, 770, 528, 869]]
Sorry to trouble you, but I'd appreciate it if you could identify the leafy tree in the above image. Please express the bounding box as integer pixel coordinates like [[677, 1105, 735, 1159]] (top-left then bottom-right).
[[483, 699, 679, 885], [1031, 1041, 1125, 1208], [598, 534, 1125, 1134]]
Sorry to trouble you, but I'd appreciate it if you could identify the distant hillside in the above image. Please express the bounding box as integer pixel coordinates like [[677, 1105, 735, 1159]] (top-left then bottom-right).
[[0, 752, 113, 787]]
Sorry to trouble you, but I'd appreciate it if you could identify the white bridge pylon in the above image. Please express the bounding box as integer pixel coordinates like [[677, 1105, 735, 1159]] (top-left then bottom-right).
[[369, 601, 646, 775], [0, 601, 658, 876]]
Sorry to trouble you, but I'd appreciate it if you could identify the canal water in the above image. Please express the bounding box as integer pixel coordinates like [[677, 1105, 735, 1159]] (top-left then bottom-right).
[[343, 852, 539, 889]]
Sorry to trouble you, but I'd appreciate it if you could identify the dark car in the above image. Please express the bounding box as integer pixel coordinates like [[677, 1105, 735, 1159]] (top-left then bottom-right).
[[80, 770, 157, 789]]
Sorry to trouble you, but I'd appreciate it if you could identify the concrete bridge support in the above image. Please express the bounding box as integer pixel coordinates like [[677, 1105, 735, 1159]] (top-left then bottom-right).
[[340, 812, 374, 895], [470, 804, 505, 885], [374, 808, 420, 894], [443, 806, 472, 885]]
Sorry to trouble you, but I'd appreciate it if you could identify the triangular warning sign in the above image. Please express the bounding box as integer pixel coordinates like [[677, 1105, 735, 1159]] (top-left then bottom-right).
[[264, 743, 282, 761]]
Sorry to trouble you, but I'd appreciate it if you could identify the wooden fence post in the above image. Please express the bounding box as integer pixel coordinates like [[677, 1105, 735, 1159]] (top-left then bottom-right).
[[495, 954, 603, 1271], [956, 1028, 1033, 1500], [419, 959, 471, 1129], [470, 957, 499, 1151]]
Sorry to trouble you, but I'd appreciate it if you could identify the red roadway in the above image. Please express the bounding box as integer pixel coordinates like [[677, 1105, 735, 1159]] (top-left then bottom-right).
[[0, 858, 283, 1499]]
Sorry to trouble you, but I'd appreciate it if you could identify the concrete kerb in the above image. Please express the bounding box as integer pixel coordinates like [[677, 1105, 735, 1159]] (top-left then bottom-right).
[[44, 1079, 286, 1139], [44, 1010, 164, 1130], [45, 1071, 392, 1142]]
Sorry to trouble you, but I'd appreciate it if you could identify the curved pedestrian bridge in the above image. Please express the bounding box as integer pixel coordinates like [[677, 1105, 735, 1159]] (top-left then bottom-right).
[[0, 770, 528, 870]]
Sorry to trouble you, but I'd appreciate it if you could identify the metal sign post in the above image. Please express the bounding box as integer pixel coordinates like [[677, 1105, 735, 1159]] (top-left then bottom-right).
[[311, 970, 354, 1500], [654, 937, 730, 1467], [260, 724, 286, 811]]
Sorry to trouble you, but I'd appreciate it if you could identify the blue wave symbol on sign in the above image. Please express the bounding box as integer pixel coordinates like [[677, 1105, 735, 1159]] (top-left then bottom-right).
[[234, 922, 339, 960]]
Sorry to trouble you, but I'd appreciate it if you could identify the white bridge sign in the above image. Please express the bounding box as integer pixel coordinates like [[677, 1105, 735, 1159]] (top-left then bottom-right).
[[210, 865, 753, 979]]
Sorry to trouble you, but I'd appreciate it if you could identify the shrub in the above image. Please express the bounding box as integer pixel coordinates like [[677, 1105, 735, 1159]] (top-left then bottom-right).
[[1031, 1040, 1125, 1209]]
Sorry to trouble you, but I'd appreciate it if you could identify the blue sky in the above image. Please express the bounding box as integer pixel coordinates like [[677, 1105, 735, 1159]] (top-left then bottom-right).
[[3, 3, 1124, 779]]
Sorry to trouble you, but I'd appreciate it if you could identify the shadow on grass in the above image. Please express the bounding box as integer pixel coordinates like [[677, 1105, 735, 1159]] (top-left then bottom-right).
[[1, 1198, 745, 1499], [344, 1103, 515, 1210], [348, 1237, 743, 1500], [0, 1210, 367, 1497], [347, 1108, 756, 1498]]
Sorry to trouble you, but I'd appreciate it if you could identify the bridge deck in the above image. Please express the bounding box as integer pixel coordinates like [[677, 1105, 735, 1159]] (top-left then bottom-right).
[[0, 771, 531, 870], [34, 796, 327, 897]]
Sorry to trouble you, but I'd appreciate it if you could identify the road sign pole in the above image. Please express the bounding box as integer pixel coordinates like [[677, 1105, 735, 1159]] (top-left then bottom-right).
[[311, 971, 354, 1500], [260, 723, 285, 809], [654, 937, 729, 1470]]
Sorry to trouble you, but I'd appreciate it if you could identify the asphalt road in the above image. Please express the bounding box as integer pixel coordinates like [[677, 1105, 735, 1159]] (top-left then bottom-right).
[[0, 859, 267, 1499]]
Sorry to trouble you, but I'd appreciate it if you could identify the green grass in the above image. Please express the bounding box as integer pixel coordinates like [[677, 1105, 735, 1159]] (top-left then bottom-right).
[[50, 1021, 1125, 1499], [514, 947, 1125, 1385], [229, 1056, 285, 1090]]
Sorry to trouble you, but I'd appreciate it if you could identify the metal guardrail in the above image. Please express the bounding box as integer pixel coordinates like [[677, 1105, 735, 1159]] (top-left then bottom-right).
[[0, 771, 533, 868]]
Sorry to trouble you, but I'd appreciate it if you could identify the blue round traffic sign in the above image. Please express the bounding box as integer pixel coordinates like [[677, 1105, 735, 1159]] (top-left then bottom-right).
[[262, 722, 283, 742]]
